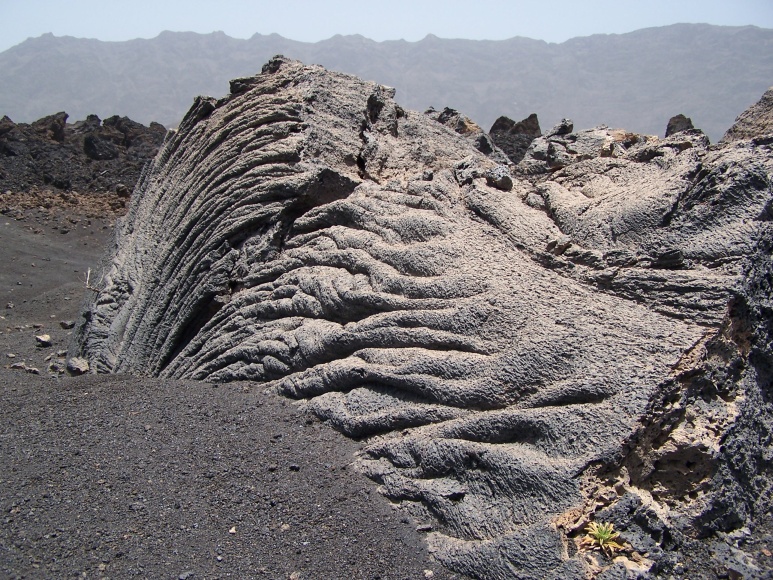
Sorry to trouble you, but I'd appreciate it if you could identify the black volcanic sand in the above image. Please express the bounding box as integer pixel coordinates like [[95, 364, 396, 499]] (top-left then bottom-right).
[[0, 216, 462, 579]]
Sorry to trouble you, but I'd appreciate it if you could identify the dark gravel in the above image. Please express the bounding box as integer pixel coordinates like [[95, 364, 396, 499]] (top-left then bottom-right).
[[0, 214, 464, 579]]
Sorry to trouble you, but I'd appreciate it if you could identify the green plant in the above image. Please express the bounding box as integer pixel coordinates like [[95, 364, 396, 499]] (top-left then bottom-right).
[[581, 521, 625, 556]]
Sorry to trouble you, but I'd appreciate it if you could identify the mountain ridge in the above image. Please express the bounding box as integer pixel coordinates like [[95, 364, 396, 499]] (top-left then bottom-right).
[[1, 24, 772, 141]]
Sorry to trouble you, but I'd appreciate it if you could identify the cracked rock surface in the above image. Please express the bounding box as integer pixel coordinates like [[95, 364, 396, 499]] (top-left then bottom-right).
[[75, 57, 773, 578]]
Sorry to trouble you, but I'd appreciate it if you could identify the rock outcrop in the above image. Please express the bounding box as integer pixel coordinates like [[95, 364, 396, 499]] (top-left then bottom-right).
[[721, 87, 773, 144], [425, 106, 506, 163], [0, 112, 166, 193], [489, 113, 542, 164], [74, 58, 773, 579], [665, 114, 695, 137]]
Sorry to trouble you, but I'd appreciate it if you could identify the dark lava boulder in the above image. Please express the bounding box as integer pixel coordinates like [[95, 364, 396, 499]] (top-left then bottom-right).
[[0, 115, 15, 138], [83, 134, 120, 160], [74, 57, 773, 579], [489, 113, 542, 164], [665, 113, 695, 137], [30, 111, 68, 142]]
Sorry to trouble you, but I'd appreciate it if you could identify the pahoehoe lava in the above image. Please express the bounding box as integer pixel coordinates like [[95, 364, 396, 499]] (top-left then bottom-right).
[[74, 58, 773, 578]]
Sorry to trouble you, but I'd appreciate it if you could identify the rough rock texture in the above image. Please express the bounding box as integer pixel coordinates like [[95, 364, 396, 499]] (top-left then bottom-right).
[[594, 227, 773, 580], [424, 106, 507, 163], [75, 58, 773, 578], [0, 112, 167, 231], [665, 114, 695, 137], [721, 87, 773, 144], [0, 112, 166, 193], [489, 113, 542, 164]]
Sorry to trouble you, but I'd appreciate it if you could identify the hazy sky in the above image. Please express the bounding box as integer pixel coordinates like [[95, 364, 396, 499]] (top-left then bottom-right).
[[1, 0, 772, 53]]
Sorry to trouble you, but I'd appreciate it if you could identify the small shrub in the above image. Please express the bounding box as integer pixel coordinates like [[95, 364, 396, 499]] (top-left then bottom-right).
[[580, 521, 625, 556]]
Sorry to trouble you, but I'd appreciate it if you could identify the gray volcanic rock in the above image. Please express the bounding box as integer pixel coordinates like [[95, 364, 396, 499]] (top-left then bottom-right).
[[665, 113, 695, 137], [602, 228, 773, 579], [720, 86, 773, 143], [424, 106, 506, 163], [491, 113, 541, 138], [489, 113, 542, 164], [515, 125, 766, 327], [75, 58, 773, 578]]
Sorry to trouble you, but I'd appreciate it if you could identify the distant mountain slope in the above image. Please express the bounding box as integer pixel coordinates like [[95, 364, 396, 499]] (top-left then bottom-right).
[[1, 24, 771, 141]]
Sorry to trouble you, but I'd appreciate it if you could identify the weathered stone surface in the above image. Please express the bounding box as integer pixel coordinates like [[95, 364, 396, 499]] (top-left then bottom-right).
[[519, 125, 648, 174], [490, 113, 541, 138], [484, 165, 513, 191], [489, 113, 542, 164], [74, 58, 773, 579], [665, 113, 694, 137], [547, 117, 574, 137], [66, 356, 90, 375], [720, 86, 773, 144], [0, 112, 166, 193], [517, 124, 769, 327], [31, 111, 68, 142], [426, 106, 507, 163]]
